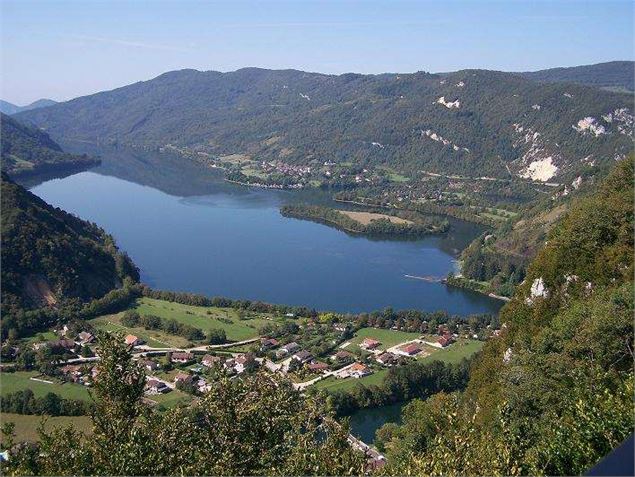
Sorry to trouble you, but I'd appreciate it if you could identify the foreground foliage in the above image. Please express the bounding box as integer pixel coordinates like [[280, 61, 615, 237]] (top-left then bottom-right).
[[378, 157, 634, 475], [1, 333, 365, 476]]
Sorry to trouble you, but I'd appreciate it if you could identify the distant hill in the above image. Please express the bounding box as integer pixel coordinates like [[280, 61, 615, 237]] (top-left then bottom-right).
[[0, 173, 139, 316], [16, 67, 633, 185], [1, 113, 99, 179], [0, 98, 58, 114], [519, 61, 634, 92]]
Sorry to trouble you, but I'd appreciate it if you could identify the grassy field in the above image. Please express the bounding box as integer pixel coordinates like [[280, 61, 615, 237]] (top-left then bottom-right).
[[420, 339, 484, 364], [346, 328, 421, 352], [314, 368, 388, 392], [0, 413, 93, 444], [1, 372, 92, 400], [23, 331, 57, 344], [145, 389, 193, 409], [340, 210, 412, 225], [90, 316, 181, 348], [0, 371, 92, 401], [91, 298, 281, 344]]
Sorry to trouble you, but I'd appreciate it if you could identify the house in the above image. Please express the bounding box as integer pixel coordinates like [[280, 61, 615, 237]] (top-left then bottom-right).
[[171, 352, 194, 363], [400, 343, 422, 356], [376, 352, 397, 366], [201, 354, 222, 368], [141, 359, 160, 372], [50, 339, 77, 351], [331, 350, 355, 362], [260, 337, 279, 350], [281, 342, 300, 354], [124, 335, 142, 347], [292, 350, 313, 364], [234, 354, 251, 373], [197, 378, 212, 393], [360, 338, 381, 350], [60, 364, 83, 382], [224, 359, 236, 373], [174, 372, 193, 385], [307, 361, 329, 373], [146, 379, 169, 394], [437, 334, 455, 348], [349, 362, 372, 378], [77, 331, 95, 344]]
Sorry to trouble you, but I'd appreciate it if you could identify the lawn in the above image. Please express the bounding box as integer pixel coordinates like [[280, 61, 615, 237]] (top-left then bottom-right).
[[90, 316, 181, 348], [90, 298, 282, 345], [347, 328, 421, 352], [0, 371, 91, 401], [0, 413, 93, 444], [131, 298, 276, 342], [145, 389, 193, 409], [420, 339, 484, 364], [23, 331, 57, 344], [314, 368, 388, 392]]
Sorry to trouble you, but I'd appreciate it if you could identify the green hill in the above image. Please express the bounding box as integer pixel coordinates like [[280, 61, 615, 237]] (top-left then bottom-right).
[[16, 67, 633, 184], [1, 113, 98, 179], [378, 157, 634, 475], [0, 173, 139, 317]]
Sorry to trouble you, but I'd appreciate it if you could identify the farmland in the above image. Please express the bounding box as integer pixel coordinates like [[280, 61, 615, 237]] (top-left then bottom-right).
[[0, 371, 91, 401], [0, 413, 92, 444], [91, 297, 287, 344]]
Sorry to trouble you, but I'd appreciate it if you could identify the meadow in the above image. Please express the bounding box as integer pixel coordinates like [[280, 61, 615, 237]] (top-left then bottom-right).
[[0, 413, 92, 444], [0, 371, 91, 401]]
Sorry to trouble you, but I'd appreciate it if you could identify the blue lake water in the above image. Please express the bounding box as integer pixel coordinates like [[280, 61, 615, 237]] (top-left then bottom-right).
[[28, 147, 502, 315]]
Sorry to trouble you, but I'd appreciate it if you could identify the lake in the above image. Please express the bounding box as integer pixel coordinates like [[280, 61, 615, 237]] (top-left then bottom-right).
[[348, 402, 405, 444], [28, 145, 503, 315]]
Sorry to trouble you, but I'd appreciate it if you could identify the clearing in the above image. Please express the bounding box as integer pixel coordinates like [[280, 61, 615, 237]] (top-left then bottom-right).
[[0, 413, 92, 444], [340, 211, 412, 226], [0, 371, 91, 401]]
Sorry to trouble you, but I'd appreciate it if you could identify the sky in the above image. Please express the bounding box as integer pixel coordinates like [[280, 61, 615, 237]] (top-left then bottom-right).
[[1, 0, 633, 105]]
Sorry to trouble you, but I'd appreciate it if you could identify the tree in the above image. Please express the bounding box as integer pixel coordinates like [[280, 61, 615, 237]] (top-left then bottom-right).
[[1, 332, 366, 476], [206, 328, 226, 345]]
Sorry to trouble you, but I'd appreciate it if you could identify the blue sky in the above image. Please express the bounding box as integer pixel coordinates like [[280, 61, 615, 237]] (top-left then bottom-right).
[[1, 0, 632, 104]]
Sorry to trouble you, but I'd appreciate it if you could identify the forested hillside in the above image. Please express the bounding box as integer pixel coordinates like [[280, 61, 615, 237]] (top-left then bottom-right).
[[1, 173, 139, 318], [1, 113, 98, 178], [17, 66, 633, 184], [520, 61, 634, 92], [377, 157, 634, 475]]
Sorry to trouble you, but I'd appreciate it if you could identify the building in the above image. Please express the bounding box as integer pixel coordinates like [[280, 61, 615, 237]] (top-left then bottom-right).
[[307, 361, 329, 373], [332, 350, 355, 362], [77, 331, 95, 345], [201, 354, 222, 368], [124, 335, 142, 347], [141, 359, 160, 372], [437, 334, 455, 348], [360, 338, 381, 351], [174, 372, 193, 385], [349, 363, 372, 379], [400, 343, 422, 356], [281, 342, 300, 354], [292, 350, 313, 364], [234, 354, 251, 373], [60, 364, 83, 382], [376, 352, 397, 366], [171, 352, 194, 363], [146, 379, 169, 394], [260, 337, 279, 350]]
